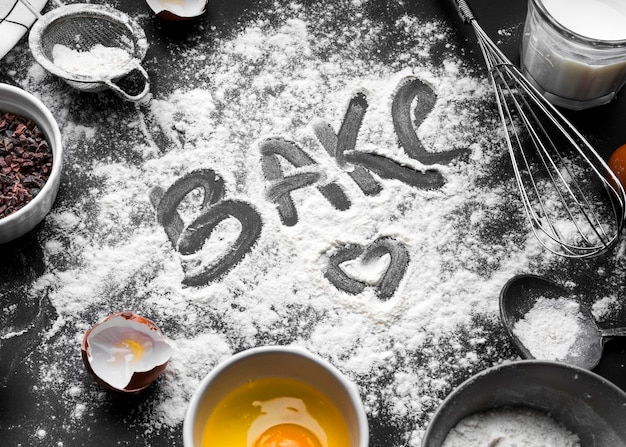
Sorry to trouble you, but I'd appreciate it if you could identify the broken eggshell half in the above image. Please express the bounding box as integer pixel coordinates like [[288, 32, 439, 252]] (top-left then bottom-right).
[[145, 0, 208, 21], [81, 311, 172, 392]]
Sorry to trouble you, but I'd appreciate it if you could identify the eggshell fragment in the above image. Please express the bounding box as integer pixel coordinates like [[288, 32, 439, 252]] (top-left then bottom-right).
[[145, 0, 208, 21], [81, 311, 172, 392]]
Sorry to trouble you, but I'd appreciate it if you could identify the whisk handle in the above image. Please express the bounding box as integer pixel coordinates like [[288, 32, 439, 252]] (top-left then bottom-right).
[[104, 65, 151, 103], [451, 0, 476, 23]]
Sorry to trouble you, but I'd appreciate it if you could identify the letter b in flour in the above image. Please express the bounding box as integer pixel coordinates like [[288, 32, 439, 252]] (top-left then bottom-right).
[[150, 169, 262, 286]]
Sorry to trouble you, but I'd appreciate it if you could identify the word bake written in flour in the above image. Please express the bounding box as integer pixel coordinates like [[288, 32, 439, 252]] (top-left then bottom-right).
[[149, 169, 262, 287], [261, 76, 469, 226], [150, 76, 464, 290]]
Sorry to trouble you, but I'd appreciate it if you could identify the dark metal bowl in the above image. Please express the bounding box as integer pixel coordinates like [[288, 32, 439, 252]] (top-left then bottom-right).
[[422, 360, 626, 446]]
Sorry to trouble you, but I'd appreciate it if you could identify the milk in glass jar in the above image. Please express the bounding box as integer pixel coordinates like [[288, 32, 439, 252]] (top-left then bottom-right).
[[521, 0, 626, 110]]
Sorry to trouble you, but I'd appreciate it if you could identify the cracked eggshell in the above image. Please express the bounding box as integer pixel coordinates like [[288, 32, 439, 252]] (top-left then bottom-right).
[[146, 0, 208, 21], [81, 311, 172, 393]]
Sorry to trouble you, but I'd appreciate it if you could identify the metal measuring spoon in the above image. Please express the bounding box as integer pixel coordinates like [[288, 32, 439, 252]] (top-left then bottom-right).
[[499, 274, 626, 370]]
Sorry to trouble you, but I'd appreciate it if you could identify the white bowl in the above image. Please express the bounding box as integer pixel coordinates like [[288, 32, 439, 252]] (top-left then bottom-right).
[[0, 83, 62, 244], [422, 360, 626, 446], [183, 345, 369, 447]]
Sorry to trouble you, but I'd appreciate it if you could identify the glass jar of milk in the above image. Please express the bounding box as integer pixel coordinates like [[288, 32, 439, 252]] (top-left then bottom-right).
[[521, 0, 626, 110]]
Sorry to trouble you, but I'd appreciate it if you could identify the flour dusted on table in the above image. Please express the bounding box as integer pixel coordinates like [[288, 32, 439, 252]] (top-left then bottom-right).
[[592, 295, 619, 320], [442, 407, 581, 447], [6, 0, 599, 445]]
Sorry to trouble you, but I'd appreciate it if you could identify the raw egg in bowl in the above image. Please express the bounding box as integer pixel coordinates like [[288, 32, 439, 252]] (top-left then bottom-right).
[[183, 346, 369, 447], [81, 311, 172, 392]]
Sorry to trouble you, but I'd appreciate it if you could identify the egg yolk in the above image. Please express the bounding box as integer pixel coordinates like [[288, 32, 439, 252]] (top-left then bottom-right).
[[255, 424, 323, 447], [115, 338, 144, 364]]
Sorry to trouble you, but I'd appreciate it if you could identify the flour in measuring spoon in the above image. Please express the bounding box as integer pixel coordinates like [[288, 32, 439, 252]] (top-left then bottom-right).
[[52, 44, 133, 78], [542, 0, 626, 40], [442, 407, 581, 447], [512, 296, 583, 361]]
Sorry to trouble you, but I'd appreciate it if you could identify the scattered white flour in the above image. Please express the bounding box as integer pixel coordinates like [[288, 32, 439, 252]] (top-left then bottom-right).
[[442, 407, 580, 447], [592, 295, 619, 320], [35, 428, 47, 440], [512, 297, 583, 361], [5, 0, 614, 446], [51, 44, 133, 77]]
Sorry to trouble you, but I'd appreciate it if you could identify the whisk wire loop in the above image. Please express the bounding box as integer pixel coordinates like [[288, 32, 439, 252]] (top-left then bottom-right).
[[462, 9, 626, 258], [501, 72, 612, 249]]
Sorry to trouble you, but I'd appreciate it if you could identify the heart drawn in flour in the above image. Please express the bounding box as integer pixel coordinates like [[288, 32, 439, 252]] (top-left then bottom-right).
[[324, 236, 409, 301], [150, 169, 262, 287]]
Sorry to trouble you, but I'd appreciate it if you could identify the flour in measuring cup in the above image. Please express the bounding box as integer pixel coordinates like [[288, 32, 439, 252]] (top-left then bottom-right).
[[442, 407, 580, 447], [51, 44, 133, 78]]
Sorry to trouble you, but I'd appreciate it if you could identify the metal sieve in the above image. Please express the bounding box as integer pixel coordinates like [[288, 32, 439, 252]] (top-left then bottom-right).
[[21, 1, 150, 102]]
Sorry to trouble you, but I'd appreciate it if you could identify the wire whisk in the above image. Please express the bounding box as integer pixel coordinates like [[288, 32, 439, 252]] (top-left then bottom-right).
[[452, 0, 626, 258]]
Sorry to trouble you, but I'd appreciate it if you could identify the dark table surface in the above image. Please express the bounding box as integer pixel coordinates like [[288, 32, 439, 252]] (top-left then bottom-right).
[[1, 0, 626, 446]]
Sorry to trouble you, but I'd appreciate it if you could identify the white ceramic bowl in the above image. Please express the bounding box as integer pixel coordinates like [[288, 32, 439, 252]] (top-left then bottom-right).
[[0, 83, 62, 244], [183, 345, 369, 447], [422, 360, 626, 446]]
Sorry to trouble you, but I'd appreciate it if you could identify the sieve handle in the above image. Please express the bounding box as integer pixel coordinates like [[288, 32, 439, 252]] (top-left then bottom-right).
[[104, 65, 151, 103]]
